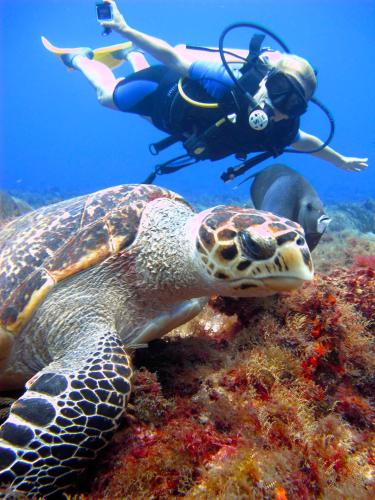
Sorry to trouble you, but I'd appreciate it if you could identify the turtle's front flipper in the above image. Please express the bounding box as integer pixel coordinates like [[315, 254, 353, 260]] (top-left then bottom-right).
[[0, 332, 132, 497], [0, 397, 17, 424]]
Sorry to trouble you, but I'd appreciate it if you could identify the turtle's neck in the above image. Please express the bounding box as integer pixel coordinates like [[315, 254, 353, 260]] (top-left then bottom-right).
[[133, 198, 210, 302]]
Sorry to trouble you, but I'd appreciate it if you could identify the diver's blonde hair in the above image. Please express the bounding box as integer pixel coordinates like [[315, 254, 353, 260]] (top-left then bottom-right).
[[275, 54, 317, 99]]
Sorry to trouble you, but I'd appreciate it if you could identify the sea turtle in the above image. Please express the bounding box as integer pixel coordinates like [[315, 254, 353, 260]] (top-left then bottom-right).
[[0, 184, 313, 497]]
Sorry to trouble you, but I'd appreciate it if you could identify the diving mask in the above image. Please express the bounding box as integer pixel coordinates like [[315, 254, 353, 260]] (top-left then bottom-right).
[[266, 69, 308, 118]]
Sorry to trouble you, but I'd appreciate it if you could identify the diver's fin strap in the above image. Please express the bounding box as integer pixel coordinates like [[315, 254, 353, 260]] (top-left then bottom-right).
[[220, 151, 273, 183]]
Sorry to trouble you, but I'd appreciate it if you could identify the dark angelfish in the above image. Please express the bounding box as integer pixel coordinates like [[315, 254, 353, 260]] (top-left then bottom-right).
[[250, 164, 331, 251]]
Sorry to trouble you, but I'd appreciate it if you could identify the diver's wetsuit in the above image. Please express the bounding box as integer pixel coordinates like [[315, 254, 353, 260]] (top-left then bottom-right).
[[113, 61, 301, 155], [113, 61, 237, 113]]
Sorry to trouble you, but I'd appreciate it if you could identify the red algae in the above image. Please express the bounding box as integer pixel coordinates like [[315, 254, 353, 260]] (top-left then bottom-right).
[[353, 255, 375, 269], [77, 262, 374, 500]]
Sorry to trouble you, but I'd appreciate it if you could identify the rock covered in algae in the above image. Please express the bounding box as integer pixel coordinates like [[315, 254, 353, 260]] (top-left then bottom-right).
[[328, 199, 375, 233], [75, 258, 374, 500], [0, 191, 33, 220]]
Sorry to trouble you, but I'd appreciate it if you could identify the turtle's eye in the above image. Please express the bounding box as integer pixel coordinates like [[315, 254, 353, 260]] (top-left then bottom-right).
[[238, 230, 276, 260]]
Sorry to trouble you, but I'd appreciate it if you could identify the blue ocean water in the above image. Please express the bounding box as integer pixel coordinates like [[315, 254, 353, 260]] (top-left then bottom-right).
[[1, 0, 374, 204]]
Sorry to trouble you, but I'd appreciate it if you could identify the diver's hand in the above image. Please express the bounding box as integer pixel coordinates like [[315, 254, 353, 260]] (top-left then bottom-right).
[[100, 0, 129, 34], [336, 156, 368, 172]]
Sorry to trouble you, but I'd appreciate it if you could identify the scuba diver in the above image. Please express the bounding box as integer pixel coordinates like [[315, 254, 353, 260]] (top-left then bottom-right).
[[43, 0, 367, 182]]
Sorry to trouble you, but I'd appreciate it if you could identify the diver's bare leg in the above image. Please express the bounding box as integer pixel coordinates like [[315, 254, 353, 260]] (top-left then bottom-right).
[[126, 51, 149, 72], [72, 55, 120, 109], [70, 51, 150, 109]]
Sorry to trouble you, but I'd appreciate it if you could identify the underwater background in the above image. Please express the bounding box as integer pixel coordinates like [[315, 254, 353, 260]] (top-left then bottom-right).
[[0, 2, 374, 498], [1, 0, 374, 204]]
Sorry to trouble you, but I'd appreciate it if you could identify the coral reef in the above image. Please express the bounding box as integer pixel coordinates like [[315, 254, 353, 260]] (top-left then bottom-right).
[[76, 262, 374, 499], [8, 186, 73, 209], [0, 191, 33, 221], [328, 199, 375, 234], [312, 229, 375, 274]]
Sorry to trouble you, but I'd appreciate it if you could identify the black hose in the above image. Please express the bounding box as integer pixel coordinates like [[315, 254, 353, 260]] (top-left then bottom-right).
[[217, 22, 335, 154], [284, 97, 335, 154]]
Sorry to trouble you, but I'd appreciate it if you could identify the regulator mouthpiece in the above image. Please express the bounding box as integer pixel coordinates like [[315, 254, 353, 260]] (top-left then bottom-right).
[[248, 109, 269, 130]]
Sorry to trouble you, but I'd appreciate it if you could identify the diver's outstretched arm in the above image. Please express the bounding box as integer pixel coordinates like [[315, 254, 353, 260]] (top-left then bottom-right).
[[292, 130, 368, 172], [100, 0, 192, 76]]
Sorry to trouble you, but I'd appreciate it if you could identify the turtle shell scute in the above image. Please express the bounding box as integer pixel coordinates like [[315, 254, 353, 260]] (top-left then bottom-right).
[[0, 184, 186, 333]]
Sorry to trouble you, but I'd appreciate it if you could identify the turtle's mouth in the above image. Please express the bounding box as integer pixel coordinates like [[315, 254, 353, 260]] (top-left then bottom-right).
[[261, 276, 307, 291], [230, 275, 310, 293]]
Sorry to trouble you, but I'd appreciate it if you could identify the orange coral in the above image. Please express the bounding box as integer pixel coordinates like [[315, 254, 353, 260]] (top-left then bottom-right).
[[274, 486, 288, 500]]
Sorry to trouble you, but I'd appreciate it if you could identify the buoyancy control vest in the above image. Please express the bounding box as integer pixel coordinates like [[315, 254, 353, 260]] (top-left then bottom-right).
[[143, 26, 335, 185], [149, 58, 300, 162]]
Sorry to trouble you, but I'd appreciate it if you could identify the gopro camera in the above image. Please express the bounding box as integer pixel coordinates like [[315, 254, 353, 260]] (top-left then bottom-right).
[[96, 1, 113, 21]]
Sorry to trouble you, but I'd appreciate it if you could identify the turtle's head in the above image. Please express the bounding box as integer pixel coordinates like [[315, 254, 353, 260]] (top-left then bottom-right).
[[190, 206, 313, 297]]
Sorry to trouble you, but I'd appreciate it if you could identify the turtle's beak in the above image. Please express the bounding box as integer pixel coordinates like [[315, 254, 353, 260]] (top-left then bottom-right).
[[262, 244, 314, 291]]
